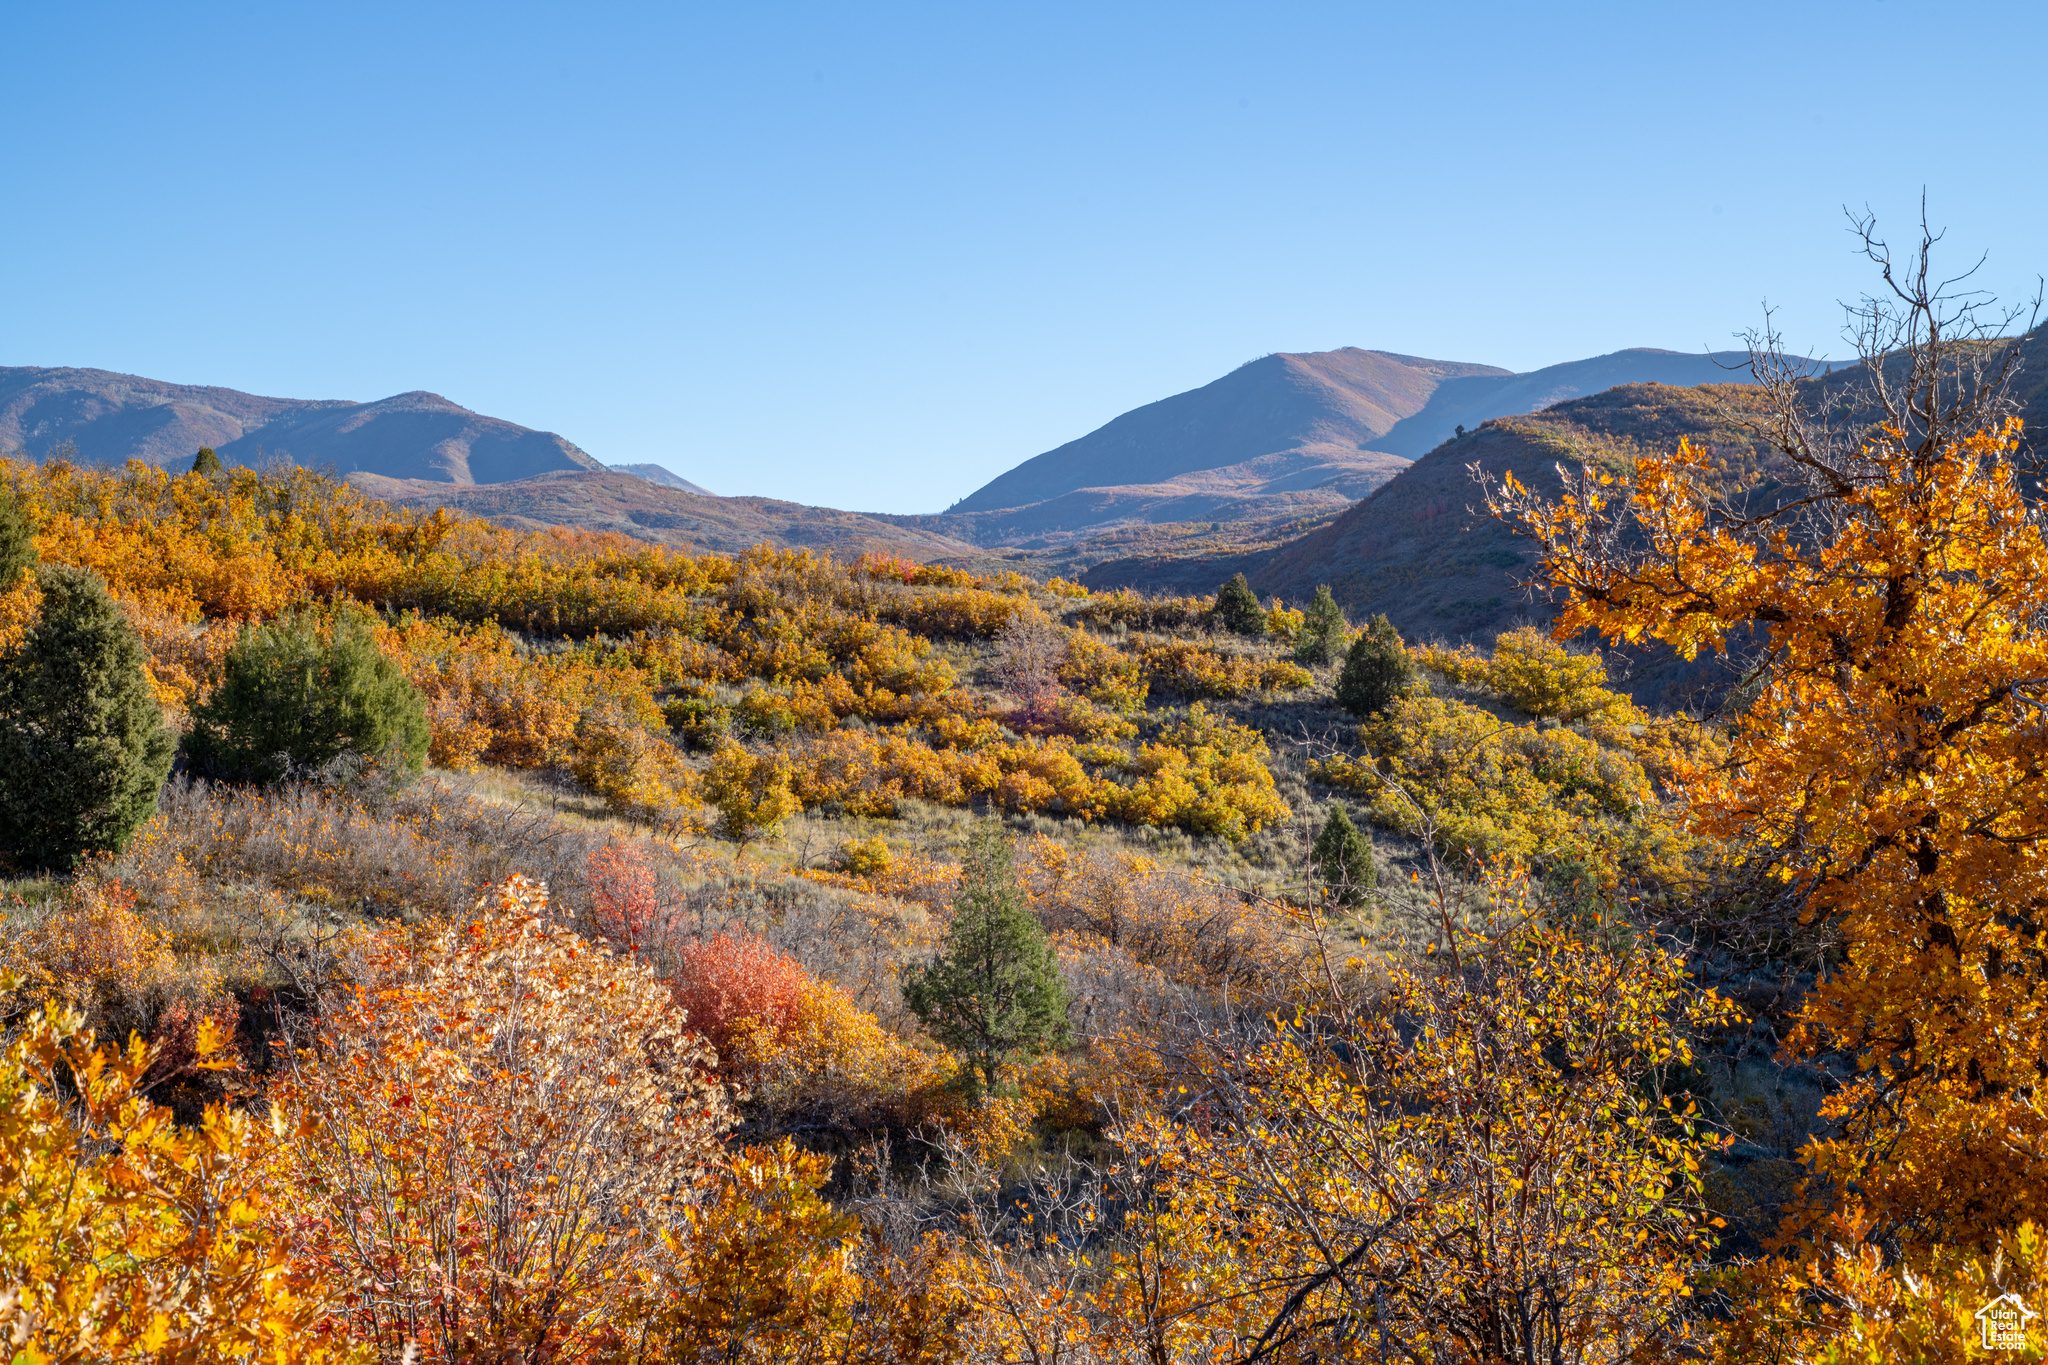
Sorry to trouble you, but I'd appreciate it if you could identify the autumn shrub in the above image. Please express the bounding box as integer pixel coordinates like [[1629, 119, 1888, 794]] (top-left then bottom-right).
[[0, 998, 352, 1363], [1074, 587, 1214, 632], [837, 834, 892, 876], [589, 838, 664, 951], [704, 736, 801, 851], [0, 876, 242, 1085], [1109, 884, 1737, 1362], [1056, 628, 1148, 713], [1136, 637, 1310, 701], [573, 702, 703, 832], [269, 875, 729, 1362], [876, 587, 1027, 638], [1020, 836, 1309, 1000], [1417, 626, 1637, 725], [1311, 692, 1695, 889], [1096, 704, 1291, 841], [665, 929, 812, 1065]]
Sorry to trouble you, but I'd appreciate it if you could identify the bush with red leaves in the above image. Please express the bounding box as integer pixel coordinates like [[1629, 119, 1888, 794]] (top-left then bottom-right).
[[666, 931, 808, 1065]]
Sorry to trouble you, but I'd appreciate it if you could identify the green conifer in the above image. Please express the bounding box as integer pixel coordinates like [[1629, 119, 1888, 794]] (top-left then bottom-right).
[[902, 821, 1069, 1099], [1214, 572, 1266, 636], [186, 610, 430, 783], [191, 446, 224, 476], [1294, 584, 1348, 666], [0, 567, 176, 868], [0, 488, 36, 590], [1311, 801, 1376, 906], [1335, 613, 1417, 718]]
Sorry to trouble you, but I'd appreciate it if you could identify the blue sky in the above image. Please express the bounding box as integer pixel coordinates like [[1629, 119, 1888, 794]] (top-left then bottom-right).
[[4, 2, 2041, 513]]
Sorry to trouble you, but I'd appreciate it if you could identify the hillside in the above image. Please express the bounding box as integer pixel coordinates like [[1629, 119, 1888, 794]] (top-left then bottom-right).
[[1085, 381, 1780, 703], [348, 468, 979, 561], [0, 366, 610, 484]]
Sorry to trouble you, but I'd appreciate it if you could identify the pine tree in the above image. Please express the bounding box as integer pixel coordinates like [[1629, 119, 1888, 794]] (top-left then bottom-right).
[[1213, 573, 1266, 637], [902, 821, 1068, 1099], [0, 488, 36, 590], [191, 446, 224, 476], [1311, 801, 1376, 906], [1335, 613, 1417, 718], [0, 567, 176, 869], [1293, 585, 1348, 666], [185, 610, 430, 783]]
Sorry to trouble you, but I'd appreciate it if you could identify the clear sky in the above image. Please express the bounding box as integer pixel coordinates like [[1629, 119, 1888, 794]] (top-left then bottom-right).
[[3, 2, 2041, 513]]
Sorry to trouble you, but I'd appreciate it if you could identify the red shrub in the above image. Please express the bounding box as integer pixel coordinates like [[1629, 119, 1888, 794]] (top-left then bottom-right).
[[588, 841, 661, 951], [666, 932, 808, 1062]]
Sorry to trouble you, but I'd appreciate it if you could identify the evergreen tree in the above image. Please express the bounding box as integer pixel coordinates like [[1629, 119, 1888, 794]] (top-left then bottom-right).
[[1213, 572, 1266, 636], [1293, 585, 1348, 666], [902, 821, 1068, 1099], [0, 488, 35, 590], [191, 446, 224, 476], [0, 567, 175, 868], [1335, 613, 1417, 718], [186, 610, 430, 783], [1310, 801, 1376, 906]]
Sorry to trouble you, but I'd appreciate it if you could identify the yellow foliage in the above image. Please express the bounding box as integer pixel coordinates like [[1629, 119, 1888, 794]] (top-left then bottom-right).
[[705, 736, 801, 849], [571, 704, 703, 832], [1264, 599, 1306, 638], [1311, 692, 1702, 889], [0, 992, 358, 1363], [1493, 421, 2048, 1253]]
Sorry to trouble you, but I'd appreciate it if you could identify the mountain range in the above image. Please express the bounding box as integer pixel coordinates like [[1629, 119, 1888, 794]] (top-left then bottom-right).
[[924, 346, 1753, 544], [29, 337, 2034, 663], [0, 367, 614, 484]]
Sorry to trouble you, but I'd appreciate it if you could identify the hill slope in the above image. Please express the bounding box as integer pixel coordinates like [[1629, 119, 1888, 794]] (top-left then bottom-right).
[[0, 366, 610, 484], [1084, 381, 1780, 702], [349, 469, 979, 561]]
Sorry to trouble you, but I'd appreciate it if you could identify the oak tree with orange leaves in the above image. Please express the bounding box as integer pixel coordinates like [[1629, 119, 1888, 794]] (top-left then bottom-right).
[[1486, 211, 2048, 1261]]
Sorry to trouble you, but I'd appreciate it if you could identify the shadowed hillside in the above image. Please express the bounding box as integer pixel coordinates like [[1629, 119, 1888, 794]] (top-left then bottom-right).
[[1369, 347, 1753, 457]]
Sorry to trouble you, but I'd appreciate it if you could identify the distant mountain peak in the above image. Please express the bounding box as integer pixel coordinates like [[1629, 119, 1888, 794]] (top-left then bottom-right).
[[946, 345, 1749, 529], [0, 366, 599, 484]]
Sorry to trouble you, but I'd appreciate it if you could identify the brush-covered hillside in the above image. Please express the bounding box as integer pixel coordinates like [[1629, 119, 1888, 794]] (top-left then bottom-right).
[[1, 361, 2034, 1359]]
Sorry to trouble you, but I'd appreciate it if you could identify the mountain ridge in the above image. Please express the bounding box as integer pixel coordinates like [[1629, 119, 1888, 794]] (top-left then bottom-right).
[[0, 366, 620, 486]]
